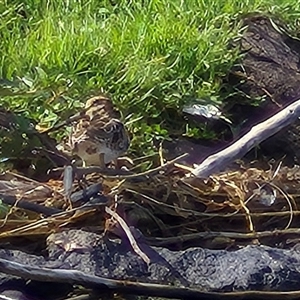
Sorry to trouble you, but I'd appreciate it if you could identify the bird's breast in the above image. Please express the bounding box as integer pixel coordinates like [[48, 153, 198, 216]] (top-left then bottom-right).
[[74, 139, 124, 165]]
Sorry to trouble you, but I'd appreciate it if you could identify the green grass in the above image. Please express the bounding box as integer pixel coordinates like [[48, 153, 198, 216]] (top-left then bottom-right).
[[1, 0, 300, 162]]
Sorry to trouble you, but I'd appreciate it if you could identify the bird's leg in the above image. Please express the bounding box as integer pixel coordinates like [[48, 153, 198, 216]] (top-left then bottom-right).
[[82, 159, 87, 168], [113, 158, 120, 169], [99, 153, 106, 169], [76, 159, 89, 188]]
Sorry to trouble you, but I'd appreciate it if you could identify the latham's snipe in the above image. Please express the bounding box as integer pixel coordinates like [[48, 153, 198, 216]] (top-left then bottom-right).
[[68, 95, 130, 168]]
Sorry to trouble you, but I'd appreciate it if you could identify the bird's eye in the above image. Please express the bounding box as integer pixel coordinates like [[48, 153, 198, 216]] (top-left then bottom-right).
[[104, 124, 114, 133], [118, 141, 125, 149]]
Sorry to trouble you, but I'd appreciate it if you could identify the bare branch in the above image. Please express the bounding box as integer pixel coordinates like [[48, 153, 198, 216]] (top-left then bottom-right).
[[191, 99, 300, 178]]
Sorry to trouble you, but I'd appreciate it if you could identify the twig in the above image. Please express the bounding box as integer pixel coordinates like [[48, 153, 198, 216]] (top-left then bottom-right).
[[0, 203, 102, 238], [70, 183, 105, 204], [41, 106, 90, 134], [191, 99, 300, 178], [0, 193, 62, 217], [6, 171, 54, 192], [105, 206, 151, 265], [148, 227, 300, 246], [52, 153, 188, 180]]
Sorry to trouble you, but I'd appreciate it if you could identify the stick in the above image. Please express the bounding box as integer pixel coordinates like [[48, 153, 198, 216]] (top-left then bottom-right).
[[105, 206, 151, 265], [1, 257, 300, 298], [191, 99, 300, 178], [0, 193, 62, 216], [0, 259, 197, 298], [51, 153, 188, 180]]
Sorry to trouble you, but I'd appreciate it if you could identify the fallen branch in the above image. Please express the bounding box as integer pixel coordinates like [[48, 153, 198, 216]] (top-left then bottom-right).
[[1, 258, 300, 299], [191, 99, 300, 178], [0, 258, 206, 298]]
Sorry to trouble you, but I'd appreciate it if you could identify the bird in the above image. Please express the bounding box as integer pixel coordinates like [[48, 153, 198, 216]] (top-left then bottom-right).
[[68, 95, 130, 168]]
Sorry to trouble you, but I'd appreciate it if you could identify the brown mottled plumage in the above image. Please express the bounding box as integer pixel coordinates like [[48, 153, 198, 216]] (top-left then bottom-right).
[[69, 95, 130, 167]]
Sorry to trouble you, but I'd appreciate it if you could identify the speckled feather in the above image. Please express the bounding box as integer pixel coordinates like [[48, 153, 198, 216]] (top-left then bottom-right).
[[69, 95, 130, 166]]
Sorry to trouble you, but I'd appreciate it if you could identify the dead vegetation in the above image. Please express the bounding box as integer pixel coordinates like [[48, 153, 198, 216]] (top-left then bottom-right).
[[1, 142, 300, 254]]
